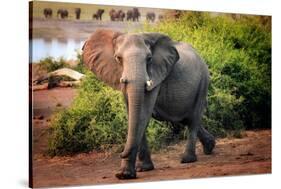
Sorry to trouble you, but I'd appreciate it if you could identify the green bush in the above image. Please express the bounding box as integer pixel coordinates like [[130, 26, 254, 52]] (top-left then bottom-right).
[[48, 12, 271, 155], [48, 71, 126, 155], [37, 57, 68, 72], [37, 52, 87, 74], [48, 71, 171, 155], [143, 12, 271, 133]]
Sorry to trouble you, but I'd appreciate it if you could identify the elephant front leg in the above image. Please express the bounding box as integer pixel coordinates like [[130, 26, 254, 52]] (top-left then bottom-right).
[[115, 148, 138, 179], [136, 133, 154, 172], [115, 87, 160, 179]]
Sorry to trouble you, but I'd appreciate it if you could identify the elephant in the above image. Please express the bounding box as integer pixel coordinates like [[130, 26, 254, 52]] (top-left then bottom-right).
[[93, 9, 104, 20], [158, 14, 164, 22], [82, 29, 215, 179], [109, 9, 118, 21], [57, 9, 68, 19], [109, 9, 125, 21], [75, 8, 81, 20], [117, 10, 125, 21], [146, 12, 156, 22], [43, 8, 52, 18], [126, 8, 140, 21], [126, 10, 133, 21], [167, 10, 183, 20], [132, 8, 140, 21]]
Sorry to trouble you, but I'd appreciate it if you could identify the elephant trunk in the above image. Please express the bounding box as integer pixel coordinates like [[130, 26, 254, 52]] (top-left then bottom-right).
[[120, 72, 146, 159]]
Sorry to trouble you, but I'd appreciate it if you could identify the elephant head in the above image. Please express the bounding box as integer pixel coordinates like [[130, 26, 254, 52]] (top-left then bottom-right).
[[82, 29, 179, 92], [82, 29, 179, 177]]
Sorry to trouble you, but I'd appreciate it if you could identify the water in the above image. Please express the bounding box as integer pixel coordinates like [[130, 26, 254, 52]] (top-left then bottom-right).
[[30, 38, 85, 62]]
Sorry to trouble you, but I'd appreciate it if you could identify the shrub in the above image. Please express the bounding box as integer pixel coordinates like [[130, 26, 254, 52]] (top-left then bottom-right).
[[143, 12, 271, 134], [37, 57, 68, 72], [48, 71, 172, 155], [37, 52, 87, 74], [48, 71, 127, 155]]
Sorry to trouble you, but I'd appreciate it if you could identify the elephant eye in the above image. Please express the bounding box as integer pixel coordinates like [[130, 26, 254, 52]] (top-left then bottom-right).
[[146, 55, 152, 64], [115, 55, 122, 64]]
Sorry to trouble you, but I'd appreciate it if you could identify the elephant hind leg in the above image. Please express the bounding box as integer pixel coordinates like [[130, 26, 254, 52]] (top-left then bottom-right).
[[198, 126, 215, 155], [136, 133, 154, 172], [181, 119, 198, 163]]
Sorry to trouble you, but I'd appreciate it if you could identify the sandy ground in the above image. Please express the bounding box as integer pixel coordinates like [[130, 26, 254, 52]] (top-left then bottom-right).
[[31, 87, 271, 188]]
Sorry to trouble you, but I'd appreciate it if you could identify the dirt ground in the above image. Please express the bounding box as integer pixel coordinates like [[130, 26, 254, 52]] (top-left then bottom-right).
[[31, 87, 271, 188]]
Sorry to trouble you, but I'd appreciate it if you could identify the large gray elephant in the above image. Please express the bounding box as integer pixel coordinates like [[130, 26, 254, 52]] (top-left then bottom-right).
[[82, 29, 215, 179]]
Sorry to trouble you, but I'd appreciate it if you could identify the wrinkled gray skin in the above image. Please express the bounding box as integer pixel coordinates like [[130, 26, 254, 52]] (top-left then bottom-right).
[[82, 29, 215, 180]]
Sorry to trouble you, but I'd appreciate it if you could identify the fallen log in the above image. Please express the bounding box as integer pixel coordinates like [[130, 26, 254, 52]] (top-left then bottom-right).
[[33, 68, 85, 85], [33, 68, 85, 90]]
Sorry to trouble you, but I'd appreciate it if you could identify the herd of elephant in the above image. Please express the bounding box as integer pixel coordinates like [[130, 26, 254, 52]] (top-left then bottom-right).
[[43, 7, 162, 22]]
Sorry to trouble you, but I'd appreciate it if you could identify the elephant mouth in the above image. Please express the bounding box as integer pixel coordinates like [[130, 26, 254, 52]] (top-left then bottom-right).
[[120, 78, 153, 91], [119, 77, 153, 91]]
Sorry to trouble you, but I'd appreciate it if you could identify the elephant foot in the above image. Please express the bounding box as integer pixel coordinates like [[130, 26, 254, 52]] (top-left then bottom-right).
[[115, 159, 137, 180], [203, 139, 215, 155], [136, 161, 154, 172], [115, 170, 136, 180], [181, 153, 197, 163]]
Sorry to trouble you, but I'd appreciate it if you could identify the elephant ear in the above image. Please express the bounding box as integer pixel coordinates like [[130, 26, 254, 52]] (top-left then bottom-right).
[[82, 29, 123, 90], [142, 33, 179, 91]]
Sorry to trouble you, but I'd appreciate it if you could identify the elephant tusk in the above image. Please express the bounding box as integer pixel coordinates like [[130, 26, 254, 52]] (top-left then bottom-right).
[[120, 77, 128, 84], [146, 80, 153, 88]]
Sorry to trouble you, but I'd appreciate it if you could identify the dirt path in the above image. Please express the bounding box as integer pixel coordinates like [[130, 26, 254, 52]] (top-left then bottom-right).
[[32, 88, 271, 188]]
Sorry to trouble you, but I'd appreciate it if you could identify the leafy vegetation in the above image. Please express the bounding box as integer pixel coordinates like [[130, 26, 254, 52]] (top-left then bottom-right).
[[143, 12, 271, 135], [48, 71, 169, 155], [48, 12, 271, 155], [37, 57, 68, 72]]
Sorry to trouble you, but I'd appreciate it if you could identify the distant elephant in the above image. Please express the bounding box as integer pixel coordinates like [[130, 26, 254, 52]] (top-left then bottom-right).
[[93, 9, 104, 20], [82, 29, 215, 179], [167, 10, 183, 20], [146, 12, 155, 22], [132, 8, 140, 21], [109, 9, 118, 21], [127, 8, 140, 21], [43, 8, 52, 18], [126, 10, 133, 21], [158, 14, 164, 21], [57, 9, 68, 19], [117, 10, 125, 21], [75, 8, 81, 20]]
